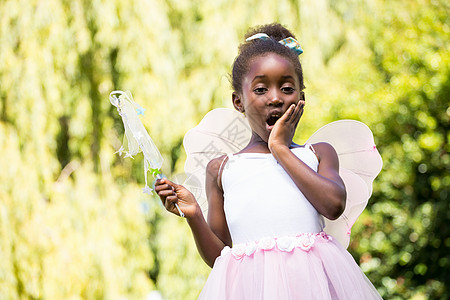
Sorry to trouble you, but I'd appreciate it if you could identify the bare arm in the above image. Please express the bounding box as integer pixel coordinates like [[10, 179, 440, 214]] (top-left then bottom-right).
[[155, 156, 231, 267], [268, 103, 346, 220]]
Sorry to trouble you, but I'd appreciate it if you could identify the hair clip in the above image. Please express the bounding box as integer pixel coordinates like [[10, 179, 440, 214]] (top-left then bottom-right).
[[245, 33, 270, 41], [245, 33, 303, 55], [279, 37, 303, 55]]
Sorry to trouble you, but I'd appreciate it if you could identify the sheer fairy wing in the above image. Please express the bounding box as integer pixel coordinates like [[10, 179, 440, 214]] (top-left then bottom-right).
[[306, 120, 383, 248], [183, 108, 251, 216], [110, 90, 164, 193]]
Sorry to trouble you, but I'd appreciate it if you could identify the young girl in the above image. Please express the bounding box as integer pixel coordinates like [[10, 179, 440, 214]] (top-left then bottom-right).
[[156, 23, 382, 299]]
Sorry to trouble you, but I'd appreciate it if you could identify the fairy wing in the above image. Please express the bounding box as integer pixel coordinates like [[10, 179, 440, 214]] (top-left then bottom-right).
[[183, 108, 251, 214], [306, 120, 383, 248], [110, 90, 163, 193]]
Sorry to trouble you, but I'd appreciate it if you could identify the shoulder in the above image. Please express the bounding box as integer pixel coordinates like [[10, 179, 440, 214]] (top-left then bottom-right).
[[206, 155, 228, 175], [311, 142, 339, 164], [206, 155, 228, 189], [311, 142, 336, 153]]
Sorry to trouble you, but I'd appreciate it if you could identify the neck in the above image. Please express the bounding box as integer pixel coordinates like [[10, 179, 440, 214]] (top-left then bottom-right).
[[242, 132, 298, 153], [240, 132, 270, 153], [249, 132, 267, 144]]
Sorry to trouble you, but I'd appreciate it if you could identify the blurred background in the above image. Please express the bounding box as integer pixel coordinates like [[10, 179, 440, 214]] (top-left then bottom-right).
[[0, 0, 448, 299]]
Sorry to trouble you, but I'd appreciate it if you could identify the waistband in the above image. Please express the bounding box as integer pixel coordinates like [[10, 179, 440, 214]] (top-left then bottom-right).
[[222, 232, 333, 260]]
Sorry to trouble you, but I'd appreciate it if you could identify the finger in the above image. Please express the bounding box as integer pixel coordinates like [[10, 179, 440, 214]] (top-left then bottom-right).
[[163, 198, 173, 211], [290, 102, 300, 121], [160, 178, 180, 192], [292, 100, 305, 122], [155, 177, 171, 186], [154, 183, 173, 193], [295, 100, 305, 116], [158, 189, 176, 198], [166, 195, 180, 213], [161, 178, 175, 186], [282, 104, 296, 122], [154, 183, 167, 192], [298, 100, 306, 118], [284, 103, 300, 125], [166, 195, 179, 203], [157, 178, 176, 185], [163, 194, 177, 208], [298, 105, 305, 120]]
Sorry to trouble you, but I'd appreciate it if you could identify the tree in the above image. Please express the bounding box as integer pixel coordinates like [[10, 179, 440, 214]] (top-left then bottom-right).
[[1, 0, 447, 298], [324, 0, 449, 298]]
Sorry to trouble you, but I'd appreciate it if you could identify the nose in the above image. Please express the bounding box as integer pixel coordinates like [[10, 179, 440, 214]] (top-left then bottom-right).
[[267, 90, 283, 106]]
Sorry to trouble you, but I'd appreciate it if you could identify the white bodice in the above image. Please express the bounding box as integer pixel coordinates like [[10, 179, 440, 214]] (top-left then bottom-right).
[[222, 146, 324, 245]]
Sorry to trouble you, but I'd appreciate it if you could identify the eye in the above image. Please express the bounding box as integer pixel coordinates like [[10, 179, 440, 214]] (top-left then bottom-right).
[[281, 86, 295, 94], [253, 87, 267, 95]]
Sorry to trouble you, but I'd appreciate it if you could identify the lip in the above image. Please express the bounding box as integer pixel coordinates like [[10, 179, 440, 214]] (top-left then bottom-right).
[[265, 109, 284, 131], [266, 123, 274, 131], [266, 109, 283, 119]]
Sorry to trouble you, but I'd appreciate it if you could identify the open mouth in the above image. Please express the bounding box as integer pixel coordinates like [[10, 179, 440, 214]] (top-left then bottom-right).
[[266, 113, 281, 128]]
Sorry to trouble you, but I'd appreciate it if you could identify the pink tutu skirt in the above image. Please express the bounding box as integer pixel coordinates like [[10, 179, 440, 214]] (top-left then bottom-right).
[[198, 232, 382, 300]]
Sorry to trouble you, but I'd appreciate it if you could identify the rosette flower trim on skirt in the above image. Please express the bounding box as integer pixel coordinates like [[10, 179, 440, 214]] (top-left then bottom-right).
[[198, 233, 382, 300]]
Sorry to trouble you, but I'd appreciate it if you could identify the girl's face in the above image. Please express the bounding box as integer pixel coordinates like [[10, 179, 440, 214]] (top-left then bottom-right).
[[233, 53, 303, 143]]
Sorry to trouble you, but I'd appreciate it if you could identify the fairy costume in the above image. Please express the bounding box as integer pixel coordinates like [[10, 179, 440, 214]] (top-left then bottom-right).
[[109, 91, 383, 299], [183, 109, 383, 299], [109, 29, 383, 299]]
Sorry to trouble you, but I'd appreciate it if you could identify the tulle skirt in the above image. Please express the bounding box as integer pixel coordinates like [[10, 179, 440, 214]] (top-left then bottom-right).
[[198, 233, 382, 300]]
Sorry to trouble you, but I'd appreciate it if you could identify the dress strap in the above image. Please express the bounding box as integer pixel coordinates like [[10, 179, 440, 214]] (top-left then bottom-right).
[[217, 154, 230, 190], [305, 143, 319, 161], [306, 143, 316, 153]]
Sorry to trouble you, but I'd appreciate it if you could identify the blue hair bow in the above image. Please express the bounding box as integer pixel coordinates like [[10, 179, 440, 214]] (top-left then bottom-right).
[[246, 33, 303, 55]]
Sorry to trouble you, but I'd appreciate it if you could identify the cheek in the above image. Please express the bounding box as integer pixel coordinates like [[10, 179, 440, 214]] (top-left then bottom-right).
[[293, 91, 304, 103]]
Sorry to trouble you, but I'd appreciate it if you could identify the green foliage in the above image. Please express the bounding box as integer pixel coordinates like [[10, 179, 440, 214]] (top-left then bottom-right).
[[0, 124, 154, 299], [0, 0, 448, 299], [325, 0, 449, 298]]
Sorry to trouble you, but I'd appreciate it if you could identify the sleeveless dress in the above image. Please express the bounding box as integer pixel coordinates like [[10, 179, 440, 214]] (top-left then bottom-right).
[[198, 146, 382, 299]]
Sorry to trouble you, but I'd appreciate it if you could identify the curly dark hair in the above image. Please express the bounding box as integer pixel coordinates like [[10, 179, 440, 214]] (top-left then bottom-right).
[[231, 23, 305, 94]]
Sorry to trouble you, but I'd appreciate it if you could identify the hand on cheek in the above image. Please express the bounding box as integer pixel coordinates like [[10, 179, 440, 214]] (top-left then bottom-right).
[[268, 101, 305, 151]]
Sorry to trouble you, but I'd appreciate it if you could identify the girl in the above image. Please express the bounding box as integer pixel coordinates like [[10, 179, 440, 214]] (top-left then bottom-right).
[[156, 23, 382, 299]]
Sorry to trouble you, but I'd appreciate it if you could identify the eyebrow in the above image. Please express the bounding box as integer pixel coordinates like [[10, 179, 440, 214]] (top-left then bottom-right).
[[251, 75, 295, 83], [251, 75, 266, 82]]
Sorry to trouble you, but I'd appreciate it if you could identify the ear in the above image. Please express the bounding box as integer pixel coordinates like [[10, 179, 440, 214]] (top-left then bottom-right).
[[232, 92, 245, 113], [299, 91, 305, 102]]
